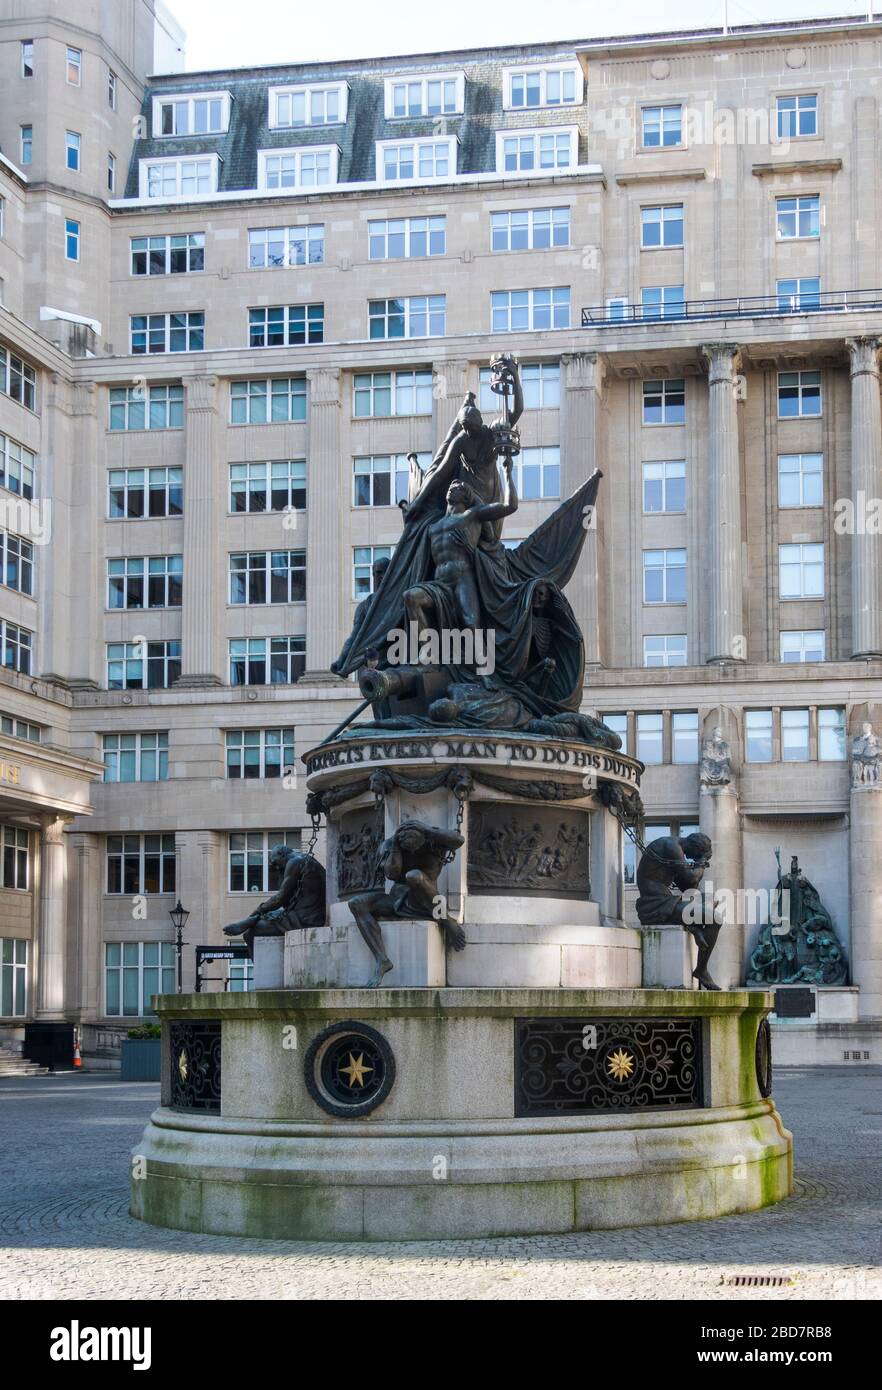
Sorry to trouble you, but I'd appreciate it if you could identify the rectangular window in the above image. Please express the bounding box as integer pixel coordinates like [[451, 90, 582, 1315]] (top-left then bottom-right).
[[779, 542, 824, 599], [778, 453, 823, 508], [1, 714, 41, 743], [258, 146, 336, 191], [228, 831, 301, 893], [643, 460, 685, 513], [777, 277, 821, 312], [384, 73, 463, 118], [20, 126, 32, 166], [636, 713, 663, 765], [130, 312, 204, 354], [0, 435, 36, 499], [103, 733, 169, 783], [776, 194, 820, 240], [0, 828, 29, 891], [107, 152, 116, 194], [0, 533, 33, 595], [641, 204, 683, 248], [490, 207, 570, 252], [481, 362, 560, 412], [0, 347, 37, 412], [601, 713, 629, 755], [229, 637, 306, 686], [643, 548, 687, 604], [353, 370, 433, 418], [66, 47, 82, 85], [248, 304, 324, 348], [378, 140, 453, 181], [229, 460, 306, 514], [65, 131, 81, 172], [271, 84, 347, 127], [229, 551, 306, 605], [225, 729, 296, 779], [353, 454, 429, 508], [108, 70, 117, 109], [131, 233, 205, 276], [504, 65, 581, 109], [777, 94, 818, 139], [1, 938, 27, 1016], [780, 629, 825, 663], [642, 104, 684, 148], [640, 285, 685, 320], [745, 709, 773, 763], [154, 92, 230, 136], [141, 157, 218, 199], [1, 621, 32, 675], [642, 378, 685, 425], [107, 555, 182, 609], [248, 225, 324, 268], [779, 370, 822, 419], [21, 41, 34, 78], [509, 446, 560, 500], [108, 467, 182, 519], [106, 641, 181, 690], [65, 218, 80, 262], [671, 712, 699, 764], [497, 129, 576, 174], [106, 834, 176, 895], [353, 546, 393, 600], [230, 378, 307, 425], [491, 287, 571, 332], [109, 384, 184, 431], [644, 634, 687, 667], [104, 941, 175, 1017], [369, 216, 446, 260], [781, 708, 810, 762], [369, 295, 445, 339], [818, 707, 846, 762]]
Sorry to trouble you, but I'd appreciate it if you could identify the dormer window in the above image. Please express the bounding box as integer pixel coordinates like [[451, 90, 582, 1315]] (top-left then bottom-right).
[[152, 91, 231, 137], [503, 63, 582, 111], [383, 72, 465, 119], [270, 84, 348, 128], [257, 145, 339, 191]]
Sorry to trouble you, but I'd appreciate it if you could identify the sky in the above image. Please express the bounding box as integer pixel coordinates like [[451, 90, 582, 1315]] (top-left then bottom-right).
[[164, 0, 874, 71]]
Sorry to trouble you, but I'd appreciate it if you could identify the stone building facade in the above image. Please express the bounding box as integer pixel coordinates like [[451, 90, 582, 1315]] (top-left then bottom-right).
[[0, 1, 880, 1056]]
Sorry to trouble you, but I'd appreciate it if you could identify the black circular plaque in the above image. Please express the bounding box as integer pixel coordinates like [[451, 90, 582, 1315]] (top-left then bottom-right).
[[755, 1017, 773, 1098], [304, 1020, 396, 1118]]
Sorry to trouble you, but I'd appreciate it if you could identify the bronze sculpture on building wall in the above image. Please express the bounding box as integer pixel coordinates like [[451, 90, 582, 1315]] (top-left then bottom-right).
[[746, 851, 848, 986]]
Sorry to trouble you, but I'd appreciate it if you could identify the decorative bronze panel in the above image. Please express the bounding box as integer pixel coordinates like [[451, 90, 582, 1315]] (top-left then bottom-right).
[[169, 1020, 221, 1112], [514, 1017, 704, 1116], [468, 803, 590, 897], [336, 806, 384, 898], [755, 1017, 773, 1098], [304, 1020, 396, 1118]]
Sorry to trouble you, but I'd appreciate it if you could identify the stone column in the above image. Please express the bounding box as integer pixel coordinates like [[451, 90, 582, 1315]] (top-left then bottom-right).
[[701, 345, 744, 664], [303, 368, 345, 680], [433, 358, 469, 454], [177, 375, 224, 687], [36, 816, 71, 1019], [698, 774, 744, 990], [67, 832, 102, 1021], [849, 705, 882, 1016], [561, 352, 606, 666], [847, 338, 882, 658]]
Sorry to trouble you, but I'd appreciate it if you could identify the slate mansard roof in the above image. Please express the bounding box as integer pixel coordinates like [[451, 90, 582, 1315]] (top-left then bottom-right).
[[124, 43, 589, 198]]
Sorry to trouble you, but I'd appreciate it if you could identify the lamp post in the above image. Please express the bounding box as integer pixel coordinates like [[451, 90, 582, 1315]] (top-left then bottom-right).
[[169, 900, 190, 994]]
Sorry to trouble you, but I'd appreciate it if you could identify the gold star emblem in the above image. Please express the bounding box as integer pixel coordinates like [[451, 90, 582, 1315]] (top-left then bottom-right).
[[338, 1052, 373, 1089], [606, 1048, 635, 1082], [177, 1047, 189, 1083]]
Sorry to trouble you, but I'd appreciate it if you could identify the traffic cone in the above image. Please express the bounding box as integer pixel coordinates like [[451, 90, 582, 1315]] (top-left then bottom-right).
[[72, 1039, 82, 1069]]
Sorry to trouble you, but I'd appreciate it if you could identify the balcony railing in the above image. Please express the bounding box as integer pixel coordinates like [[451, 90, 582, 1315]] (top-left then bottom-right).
[[581, 288, 882, 327]]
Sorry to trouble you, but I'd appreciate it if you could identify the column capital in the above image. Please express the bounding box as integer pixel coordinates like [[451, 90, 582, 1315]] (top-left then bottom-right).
[[71, 380, 97, 416], [562, 351, 605, 392], [846, 336, 882, 378], [432, 358, 469, 401], [185, 374, 219, 412], [700, 343, 742, 379], [307, 366, 342, 404], [39, 814, 73, 842]]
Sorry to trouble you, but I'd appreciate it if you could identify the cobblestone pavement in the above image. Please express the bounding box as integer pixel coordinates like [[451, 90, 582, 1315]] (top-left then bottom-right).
[[0, 1067, 879, 1301]]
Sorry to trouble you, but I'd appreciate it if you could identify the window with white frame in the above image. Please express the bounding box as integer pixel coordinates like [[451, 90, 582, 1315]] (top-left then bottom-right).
[[65, 218, 80, 261], [354, 546, 393, 600], [107, 641, 181, 690], [228, 831, 301, 893], [230, 378, 307, 425], [229, 551, 306, 605], [643, 548, 686, 603], [377, 139, 453, 182], [107, 555, 182, 610], [106, 834, 176, 895], [131, 233, 205, 276], [781, 708, 810, 762], [103, 733, 169, 783], [641, 204, 683, 248], [104, 942, 174, 1017], [777, 277, 821, 311], [258, 146, 336, 191], [643, 460, 685, 512], [21, 40, 34, 78], [644, 634, 687, 667], [497, 128, 576, 174], [672, 712, 699, 763], [152, 92, 231, 137], [819, 707, 846, 761], [229, 461, 306, 514], [780, 629, 825, 663], [0, 348, 37, 412], [640, 286, 685, 319], [491, 207, 570, 251], [480, 362, 560, 411], [776, 94, 818, 139], [369, 216, 446, 259], [1, 938, 27, 1016], [384, 72, 464, 118], [248, 225, 324, 267], [776, 194, 820, 240], [66, 46, 81, 85], [228, 959, 253, 992], [641, 104, 684, 148], [601, 713, 629, 754], [108, 70, 117, 109], [1, 715, 41, 743], [353, 370, 433, 417], [0, 827, 29, 890], [745, 709, 773, 762], [491, 287, 570, 332], [1, 621, 31, 675], [353, 454, 429, 508], [503, 64, 582, 110], [779, 542, 824, 599], [778, 453, 822, 508], [0, 435, 36, 499], [0, 533, 32, 595], [107, 152, 116, 194], [20, 126, 32, 167], [778, 370, 821, 418], [248, 304, 323, 348], [642, 378, 685, 425], [226, 729, 296, 779], [109, 384, 184, 431], [270, 84, 347, 128], [130, 312, 204, 354], [636, 713, 663, 765], [229, 637, 305, 686], [108, 467, 182, 519], [65, 130, 81, 172], [369, 296, 445, 339], [140, 156, 219, 199], [505, 446, 560, 500]]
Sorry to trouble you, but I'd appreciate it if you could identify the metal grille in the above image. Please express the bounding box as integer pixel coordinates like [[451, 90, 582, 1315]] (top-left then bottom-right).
[[169, 1020, 221, 1112]]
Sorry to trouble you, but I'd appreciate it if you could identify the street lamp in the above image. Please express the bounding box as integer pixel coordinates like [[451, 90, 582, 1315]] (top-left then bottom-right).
[[169, 899, 190, 994]]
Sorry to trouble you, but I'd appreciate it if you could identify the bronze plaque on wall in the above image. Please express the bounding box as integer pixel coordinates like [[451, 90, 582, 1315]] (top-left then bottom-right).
[[468, 803, 590, 897], [335, 806, 384, 898]]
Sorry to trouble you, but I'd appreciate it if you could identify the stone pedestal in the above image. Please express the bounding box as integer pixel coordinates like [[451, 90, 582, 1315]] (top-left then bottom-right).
[[699, 784, 744, 990], [849, 774, 882, 1017], [253, 937, 284, 990]]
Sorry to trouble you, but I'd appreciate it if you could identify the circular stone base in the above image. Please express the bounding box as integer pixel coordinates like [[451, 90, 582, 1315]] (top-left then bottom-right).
[[131, 988, 793, 1242]]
